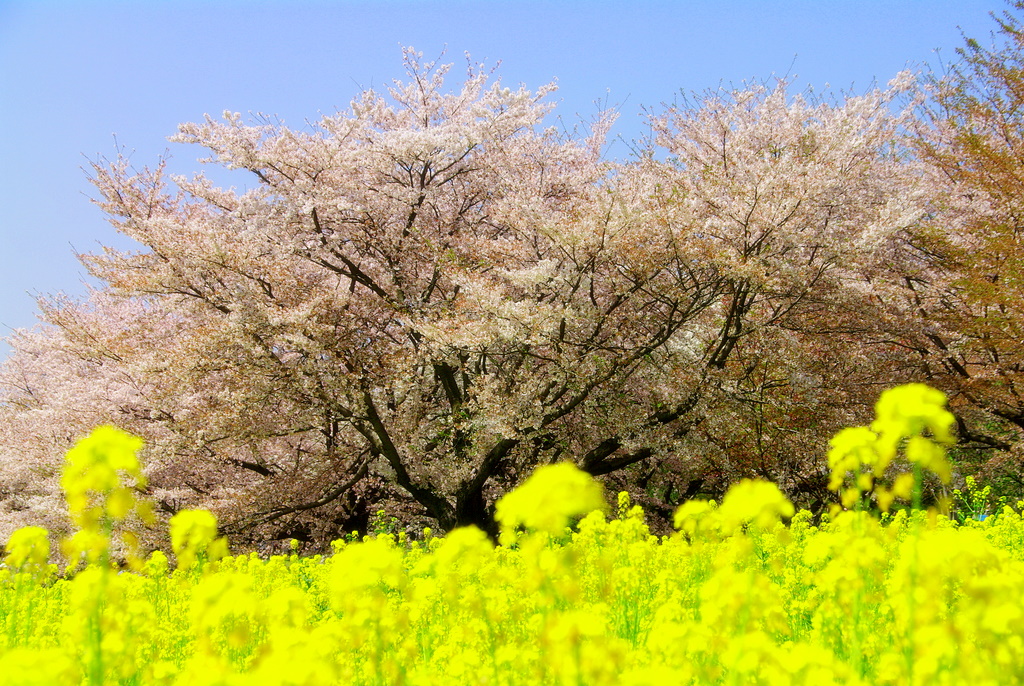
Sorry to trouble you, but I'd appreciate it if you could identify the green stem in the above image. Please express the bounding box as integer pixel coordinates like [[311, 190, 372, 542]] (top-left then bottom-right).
[[904, 462, 924, 684]]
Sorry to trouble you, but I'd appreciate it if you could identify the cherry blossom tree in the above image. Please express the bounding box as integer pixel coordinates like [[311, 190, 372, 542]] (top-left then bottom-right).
[[0, 293, 175, 545], [633, 79, 926, 512], [0, 50, 926, 544], [50, 50, 728, 540], [902, 2, 1024, 489]]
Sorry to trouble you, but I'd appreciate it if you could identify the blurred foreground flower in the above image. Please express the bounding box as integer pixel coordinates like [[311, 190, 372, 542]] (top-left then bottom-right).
[[828, 383, 956, 512], [3, 525, 50, 571], [59, 425, 153, 569], [495, 462, 606, 543], [169, 509, 229, 569]]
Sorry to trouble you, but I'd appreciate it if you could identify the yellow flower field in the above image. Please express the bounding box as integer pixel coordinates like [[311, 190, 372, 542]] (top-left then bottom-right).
[[3, 385, 1024, 685]]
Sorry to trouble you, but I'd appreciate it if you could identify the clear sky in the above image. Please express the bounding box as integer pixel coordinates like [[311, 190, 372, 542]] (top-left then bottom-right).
[[0, 0, 1003, 359]]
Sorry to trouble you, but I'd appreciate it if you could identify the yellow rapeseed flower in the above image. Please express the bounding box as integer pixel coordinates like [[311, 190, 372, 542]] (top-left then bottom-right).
[[871, 383, 955, 449], [673, 499, 718, 536], [61, 426, 146, 523], [871, 383, 955, 483], [3, 526, 50, 570], [718, 479, 795, 531], [0, 648, 81, 685], [494, 462, 607, 543], [58, 425, 152, 569], [169, 509, 229, 569], [827, 384, 956, 510], [827, 426, 884, 489]]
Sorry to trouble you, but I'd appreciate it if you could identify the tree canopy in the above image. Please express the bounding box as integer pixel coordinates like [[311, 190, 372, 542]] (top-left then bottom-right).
[[4, 21, 1024, 549]]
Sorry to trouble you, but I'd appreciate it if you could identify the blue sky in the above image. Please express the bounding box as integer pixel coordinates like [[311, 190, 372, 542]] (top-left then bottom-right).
[[0, 0, 1002, 359]]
